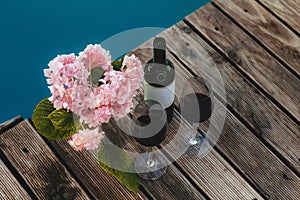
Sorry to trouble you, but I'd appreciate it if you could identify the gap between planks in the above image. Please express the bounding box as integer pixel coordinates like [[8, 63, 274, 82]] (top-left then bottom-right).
[[181, 18, 300, 177], [136, 22, 299, 200], [132, 46, 264, 199], [164, 21, 300, 177], [185, 3, 300, 125], [26, 118, 149, 200], [212, 0, 300, 80], [0, 115, 23, 134], [0, 159, 31, 200], [256, 0, 300, 37], [0, 120, 94, 199], [182, 4, 300, 177]]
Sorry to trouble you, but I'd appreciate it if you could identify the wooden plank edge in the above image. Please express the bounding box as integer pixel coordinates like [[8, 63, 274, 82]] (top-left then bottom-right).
[[211, 1, 300, 80], [27, 118, 116, 199], [170, 20, 300, 177], [45, 139, 149, 200], [168, 54, 296, 198], [1, 116, 36, 199], [159, 150, 215, 200], [102, 119, 207, 200], [0, 144, 37, 199], [211, 143, 270, 199], [166, 95, 270, 198], [162, 21, 297, 198], [1, 120, 91, 199], [138, 185, 155, 200], [0, 159, 32, 200], [132, 45, 264, 199], [0, 115, 24, 134], [182, 18, 300, 127], [154, 85, 261, 198], [255, 0, 300, 37], [158, 74, 268, 199], [27, 118, 149, 200], [181, 19, 300, 177]]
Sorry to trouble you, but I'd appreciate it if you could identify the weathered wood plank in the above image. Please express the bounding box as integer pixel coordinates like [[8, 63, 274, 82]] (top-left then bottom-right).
[[163, 21, 300, 176], [132, 46, 263, 199], [100, 120, 207, 200], [214, 103, 300, 200], [165, 113, 265, 200], [0, 115, 23, 134], [212, 0, 300, 78], [0, 159, 31, 200], [47, 139, 148, 200], [185, 3, 300, 125], [148, 21, 300, 199], [44, 91, 205, 199], [258, 0, 300, 34], [0, 120, 90, 199], [138, 164, 205, 200]]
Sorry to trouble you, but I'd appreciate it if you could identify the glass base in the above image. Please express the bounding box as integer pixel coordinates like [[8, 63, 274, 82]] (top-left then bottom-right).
[[184, 130, 210, 157], [135, 152, 168, 180]]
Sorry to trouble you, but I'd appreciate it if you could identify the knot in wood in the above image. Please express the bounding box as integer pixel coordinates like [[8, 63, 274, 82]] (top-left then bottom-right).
[[182, 26, 192, 34]]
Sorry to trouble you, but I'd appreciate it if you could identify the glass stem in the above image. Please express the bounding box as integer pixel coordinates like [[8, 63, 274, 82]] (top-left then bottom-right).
[[189, 123, 199, 146], [146, 147, 155, 168]]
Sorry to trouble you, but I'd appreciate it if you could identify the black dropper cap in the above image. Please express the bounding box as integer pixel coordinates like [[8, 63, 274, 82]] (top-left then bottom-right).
[[153, 37, 166, 64]]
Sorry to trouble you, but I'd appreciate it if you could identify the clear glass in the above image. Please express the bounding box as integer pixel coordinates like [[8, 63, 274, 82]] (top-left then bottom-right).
[[132, 100, 168, 180], [179, 77, 213, 157]]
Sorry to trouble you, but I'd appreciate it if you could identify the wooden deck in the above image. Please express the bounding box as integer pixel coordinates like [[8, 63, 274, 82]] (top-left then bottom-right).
[[1, 0, 299, 199]]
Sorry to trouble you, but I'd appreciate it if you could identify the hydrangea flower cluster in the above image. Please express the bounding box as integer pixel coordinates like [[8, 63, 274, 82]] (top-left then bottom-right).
[[44, 44, 144, 150], [68, 127, 105, 151]]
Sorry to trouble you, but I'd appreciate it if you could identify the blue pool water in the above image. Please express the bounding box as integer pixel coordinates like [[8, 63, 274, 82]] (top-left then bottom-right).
[[0, 0, 209, 123]]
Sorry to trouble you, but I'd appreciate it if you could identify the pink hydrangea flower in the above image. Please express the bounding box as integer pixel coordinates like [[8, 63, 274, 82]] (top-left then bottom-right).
[[44, 54, 89, 110], [78, 44, 112, 71], [122, 54, 143, 80], [68, 127, 105, 151], [122, 54, 144, 93], [44, 43, 144, 151]]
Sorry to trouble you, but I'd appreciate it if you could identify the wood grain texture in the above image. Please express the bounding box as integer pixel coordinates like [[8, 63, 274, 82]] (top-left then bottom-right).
[[1, 88, 196, 197], [132, 45, 263, 199], [185, 3, 300, 124], [163, 21, 300, 176], [0, 120, 90, 200], [0, 159, 31, 200], [258, 0, 300, 34], [103, 118, 261, 200], [171, 58, 300, 200], [213, 0, 300, 77], [139, 154, 205, 200], [47, 139, 148, 200], [0, 115, 23, 134], [100, 120, 207, 200], [141, 22, 300, 199]]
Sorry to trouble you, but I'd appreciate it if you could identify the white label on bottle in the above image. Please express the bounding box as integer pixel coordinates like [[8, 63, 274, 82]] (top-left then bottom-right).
[[144, 78, 175, 109]]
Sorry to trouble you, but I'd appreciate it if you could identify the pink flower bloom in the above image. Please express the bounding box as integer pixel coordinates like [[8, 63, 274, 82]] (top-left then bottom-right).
[[44, 46, 144, 151], [122, 54, 144, 81], [94, 106, 112, 123], [79, 44, 111, 71], [94, 83, 115, 105], [68, 127, 105, 151], [45, 54, 83, 110]]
